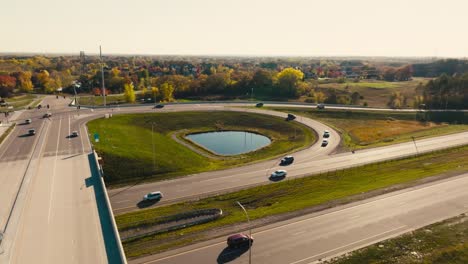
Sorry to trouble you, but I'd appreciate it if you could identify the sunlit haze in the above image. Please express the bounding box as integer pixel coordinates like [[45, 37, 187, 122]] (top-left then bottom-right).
[[3, 0, 468, 57]]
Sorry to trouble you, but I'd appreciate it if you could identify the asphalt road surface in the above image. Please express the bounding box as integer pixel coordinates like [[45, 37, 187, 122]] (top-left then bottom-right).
[[0, 96, 121, 263], [106, 104, 468, 214], [131, 172, 468, 264]]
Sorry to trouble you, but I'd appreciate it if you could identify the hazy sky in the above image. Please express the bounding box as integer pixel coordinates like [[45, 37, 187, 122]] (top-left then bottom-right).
[[2, 0, 467, 57]]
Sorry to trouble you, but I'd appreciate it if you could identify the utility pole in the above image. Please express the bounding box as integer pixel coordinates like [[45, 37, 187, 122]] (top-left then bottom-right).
[[100, 46, 106, 107], [411, 136, 419, 155], [236, 201, 252, 264]]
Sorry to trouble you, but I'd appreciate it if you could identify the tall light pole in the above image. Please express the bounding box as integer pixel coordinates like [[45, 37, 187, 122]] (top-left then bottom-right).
[[100, 45, 106, 107], [411, 136, 419, 155], [236, 201, 252, 264]]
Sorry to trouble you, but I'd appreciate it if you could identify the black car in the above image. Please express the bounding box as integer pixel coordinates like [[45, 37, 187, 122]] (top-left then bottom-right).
[[286, 113, 296, 121], [317, 104, 325, 109], [255, 103, 264, 107], [280, 156, 294, 165], [227, 234, 254, 248], [154, 104, 164, 109]]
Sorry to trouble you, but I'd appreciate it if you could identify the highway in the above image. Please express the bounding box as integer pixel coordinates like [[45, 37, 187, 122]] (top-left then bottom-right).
[[131, 172, 468, 264], [0, 100, 466, 264], [0, 97, 122, 263], [106, 104, 468, 214]]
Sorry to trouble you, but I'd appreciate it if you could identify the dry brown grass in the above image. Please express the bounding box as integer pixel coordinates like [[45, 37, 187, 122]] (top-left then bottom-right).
[[347, 120, 440, 144]]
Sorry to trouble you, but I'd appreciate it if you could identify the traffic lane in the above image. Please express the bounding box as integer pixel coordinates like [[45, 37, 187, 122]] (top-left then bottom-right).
[[110, 129, 468, 213], [0, 112, 47, 162], [9, 154, 110, 264], [0, 160, 29, 229], [132, 173, 468, 264]]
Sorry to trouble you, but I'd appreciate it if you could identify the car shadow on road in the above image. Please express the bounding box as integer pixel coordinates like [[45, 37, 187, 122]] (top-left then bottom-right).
[[137, 199, 160, 209], [269, 176, 286, 182], [216, 246, 249, 263], [18, 134, 33, 138], [85, 153, 124, 264]]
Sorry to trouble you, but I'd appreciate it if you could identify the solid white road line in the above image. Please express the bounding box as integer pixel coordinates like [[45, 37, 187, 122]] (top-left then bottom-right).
[[48, 117, 61, 224], [290, 226, 408, 264]]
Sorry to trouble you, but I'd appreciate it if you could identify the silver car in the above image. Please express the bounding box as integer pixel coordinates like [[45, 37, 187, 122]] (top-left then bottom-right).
[[270, 170, 287, 179], [143, 191, 163, 201]]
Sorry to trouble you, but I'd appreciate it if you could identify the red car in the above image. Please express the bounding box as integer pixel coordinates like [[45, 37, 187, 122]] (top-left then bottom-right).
[[227, 233, 254, 248]]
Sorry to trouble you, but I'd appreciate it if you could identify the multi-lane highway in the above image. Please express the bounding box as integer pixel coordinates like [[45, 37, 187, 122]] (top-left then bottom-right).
[[0, 97, 122, 263], [107, 104, 468, 214], [0, 100, 466, 264], [132, 172, 468, 264]]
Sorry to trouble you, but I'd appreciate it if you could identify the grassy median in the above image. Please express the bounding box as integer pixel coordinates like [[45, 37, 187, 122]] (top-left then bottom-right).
[[325, 213, 468, 264], [87, 111, 314, 186], [117, 145, 468, 258], [270, 107, 468, 151]]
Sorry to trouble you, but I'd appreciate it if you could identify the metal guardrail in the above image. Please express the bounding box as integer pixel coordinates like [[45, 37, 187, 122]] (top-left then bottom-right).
[[91, 150, 128, 264]]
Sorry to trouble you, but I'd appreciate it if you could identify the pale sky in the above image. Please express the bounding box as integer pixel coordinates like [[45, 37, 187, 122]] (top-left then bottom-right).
[[2, 0, 467, 57]]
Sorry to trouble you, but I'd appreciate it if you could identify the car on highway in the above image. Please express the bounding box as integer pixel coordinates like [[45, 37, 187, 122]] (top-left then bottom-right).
[[255, 102, 264, 107], [25, 119, 32, 124], [323, 130, 330, 138], [270, 170, 287, 179], [43, 113, 52, 118], [143, 191, 163, 201], [321, 139, 329, 147], [286, 113, 296, 121], [227, 233, 254, 248], [317, 104, 325, 109], [280, 156, 294, 165], [154, 104, 164, 109], [28, 129, 36, 136], [70, 131, 79, 137]]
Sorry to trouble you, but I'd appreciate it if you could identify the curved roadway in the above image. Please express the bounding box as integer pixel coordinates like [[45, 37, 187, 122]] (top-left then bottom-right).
[[100, 104, 468, 214]]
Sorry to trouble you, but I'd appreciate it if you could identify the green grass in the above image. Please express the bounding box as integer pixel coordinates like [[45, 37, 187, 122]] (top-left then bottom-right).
[[325, 213, 468, 264], [117, 145, 468, 258], [0, 94, 38, 110], [87, 111, 314, 186], [268, 107, 468, 151], [78, 94, 126, 106], [0, 123, 16, 145]]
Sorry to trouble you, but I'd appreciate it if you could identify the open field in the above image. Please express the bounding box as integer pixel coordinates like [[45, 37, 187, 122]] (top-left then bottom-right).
[[78, 94, 127, 106], [0, 94, 39, 111], [318, 78, 430, 108], [87, 111, 314, 186], [116, 145, 468, 258], [326, 212, 468, 264], [269, 107, 468, 151]]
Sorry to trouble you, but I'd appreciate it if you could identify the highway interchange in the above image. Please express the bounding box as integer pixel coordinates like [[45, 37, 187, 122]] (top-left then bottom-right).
[[0, 98, 466, 263]]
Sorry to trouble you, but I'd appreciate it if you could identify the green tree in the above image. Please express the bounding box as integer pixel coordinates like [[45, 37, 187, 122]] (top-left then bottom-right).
[[124, 82, 136, 103], [276, 68, 304, 97]]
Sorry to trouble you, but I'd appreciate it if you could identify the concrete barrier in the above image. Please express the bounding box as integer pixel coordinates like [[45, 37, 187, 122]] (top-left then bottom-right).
[[92, 151, 128, 264]]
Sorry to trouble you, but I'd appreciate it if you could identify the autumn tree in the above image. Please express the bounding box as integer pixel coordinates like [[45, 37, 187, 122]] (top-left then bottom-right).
[[14, 71, 33, 92], [276, 68, 304, 97], [0, 75, 17, 97], [388, 91, 405, 108], [123, 82, 136, 103], [159, 82, 174, 102]]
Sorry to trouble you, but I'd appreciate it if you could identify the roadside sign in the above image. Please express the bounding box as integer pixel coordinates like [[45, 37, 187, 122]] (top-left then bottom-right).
[[94, 133, 100, 142]]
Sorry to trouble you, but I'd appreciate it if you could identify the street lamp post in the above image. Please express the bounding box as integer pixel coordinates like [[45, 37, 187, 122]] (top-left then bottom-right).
[[411, 136, 419, 154], [236, 201, 252, 264]]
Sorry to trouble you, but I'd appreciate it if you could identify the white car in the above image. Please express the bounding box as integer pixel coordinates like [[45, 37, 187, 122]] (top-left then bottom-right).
[[270, 170, 287, 179], [25, 119, 32, 124], [143, 191, 163, 201]]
